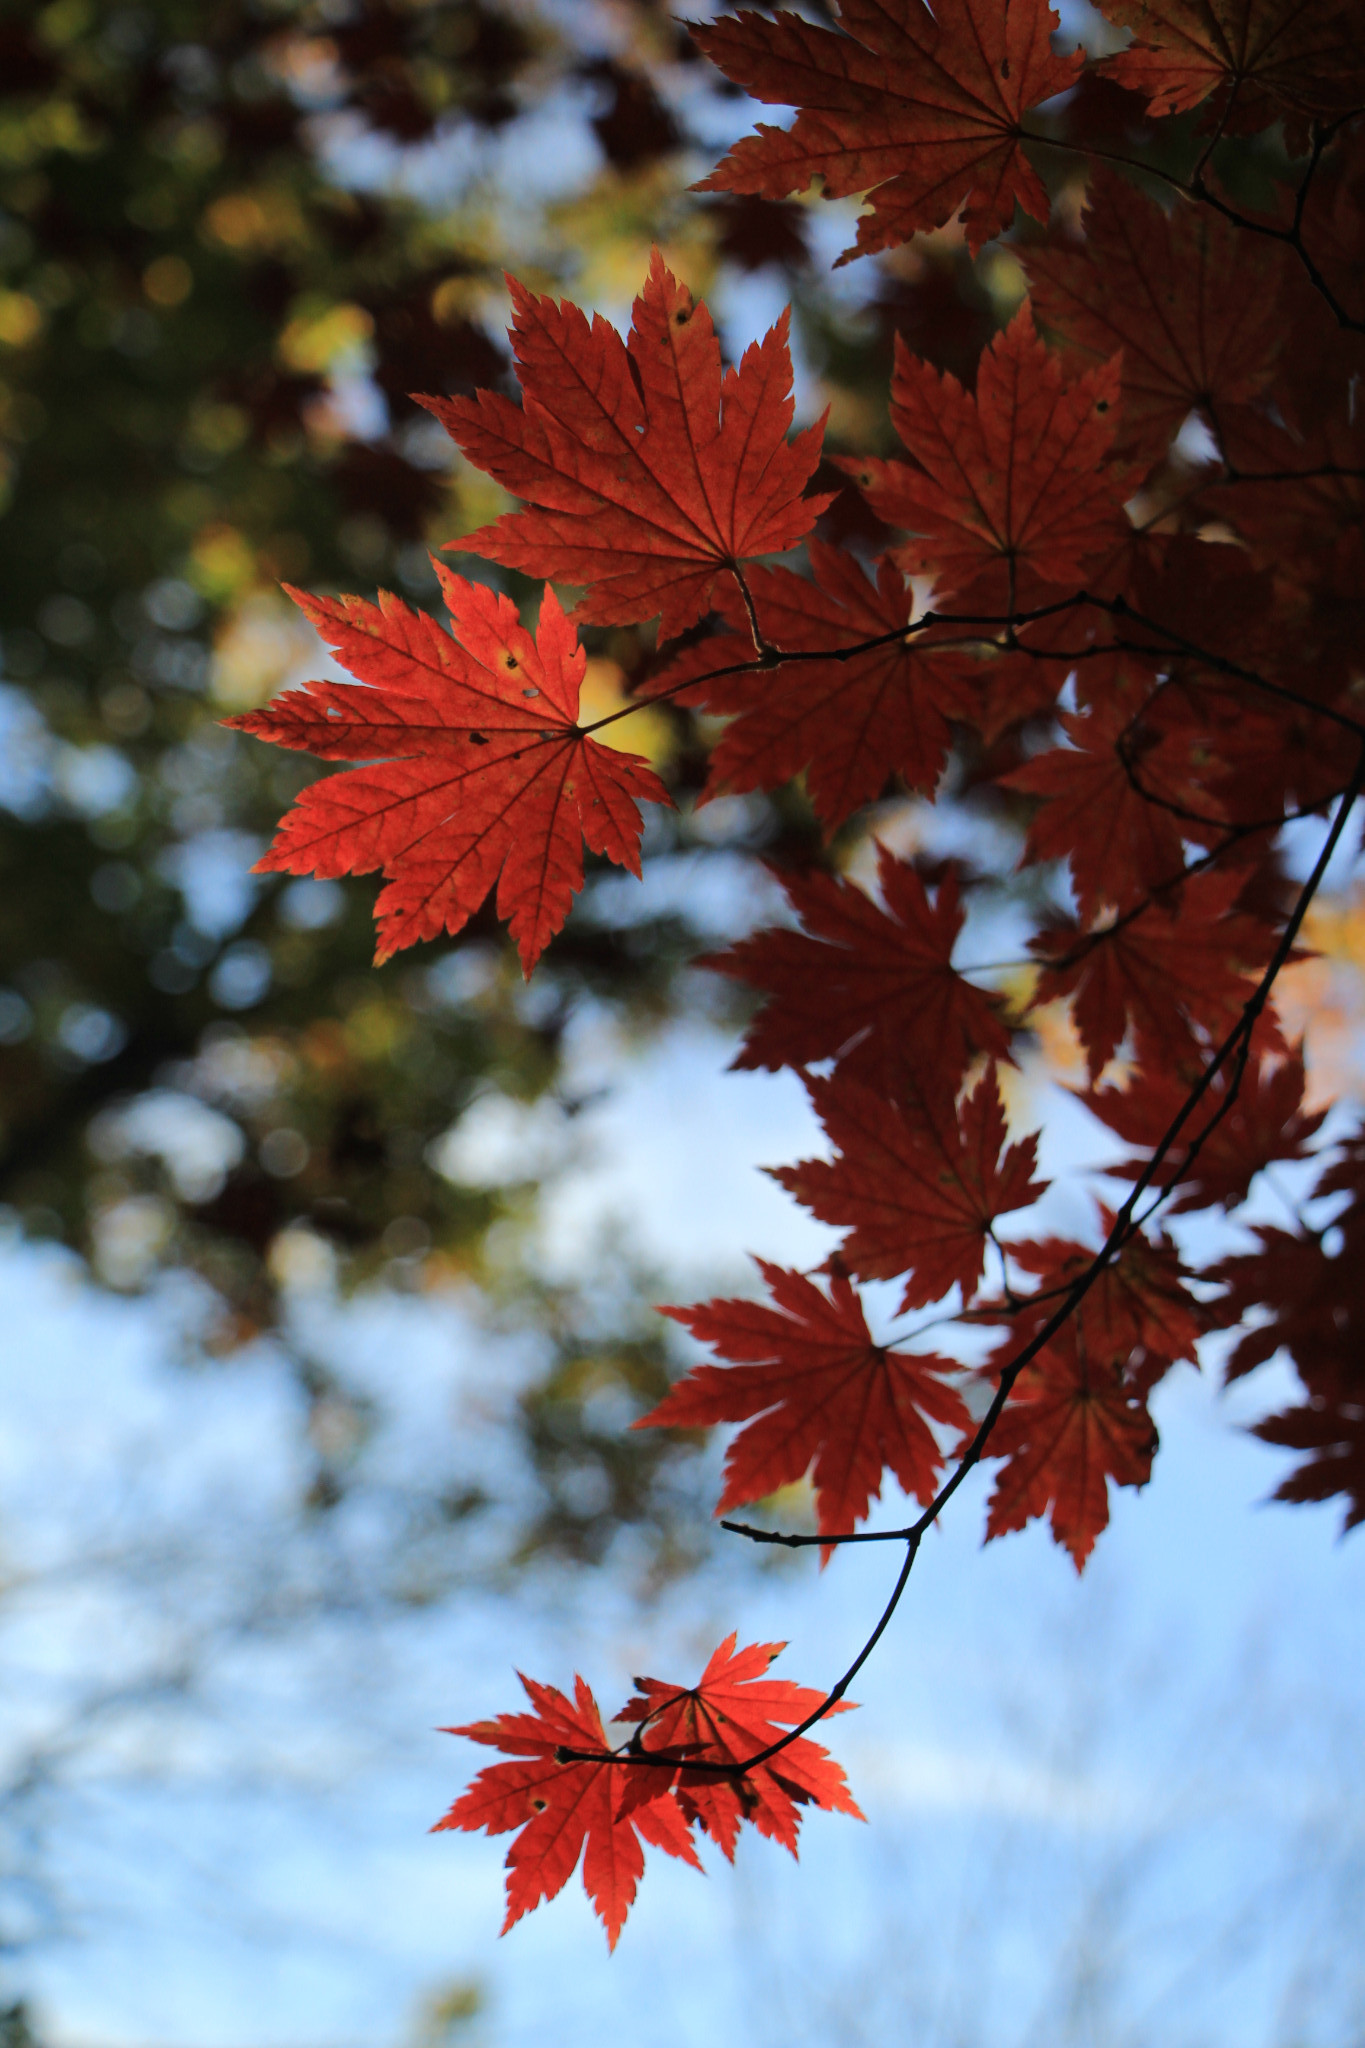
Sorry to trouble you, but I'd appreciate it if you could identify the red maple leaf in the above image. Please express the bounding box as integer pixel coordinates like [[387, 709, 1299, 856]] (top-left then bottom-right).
[[775, 1064, 1044, 1310], [1097, 0, 1365, 140], [1003, 693, 1187, 919], [1002, 1222, 1208, 1394], [226, 573, 669, 974], [984, 1320, 1160, 1569], [435, 1672, 700, 1949], [422, 251, 830, 641], [1253, 1394, 1365, 1531], [641, 1259, 970, 1537], [692, 0, 1083, 258], [1032, 868, 1273, 1080], [1083, 1037, 1325, 1213], [619, 1634, 863, 1859], [1025, 170, 1287, 463], [706, 850, 1011, 1092], [848, 302, 1133, 606], [646, 542, 974, 833]]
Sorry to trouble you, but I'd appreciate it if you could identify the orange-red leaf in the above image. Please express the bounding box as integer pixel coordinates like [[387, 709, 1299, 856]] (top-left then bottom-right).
[[227, 573, 669, 974], [620, 1634, 863, 1860], [423, 251, 829, 641], [775, 1064, 1045, 1310], [850, 302, 1133, 605], [985, 1321, 1159, 1568], [642, 1259, 970, 1537], [706, 850, 1011, 1092], [435, 1672, 700, 1949], [693, 0, 1083, 258]]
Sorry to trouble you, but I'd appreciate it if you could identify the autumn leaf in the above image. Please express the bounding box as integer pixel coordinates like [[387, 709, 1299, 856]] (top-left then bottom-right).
[[775, 1064, 1044, 1310], [620, 1634, 863, 1859], [692, 0, 1083, 258], [422, 250, 830, 641], [1032, 868, 1273, 1081], [1003, 693, 1187, 919], [848, 302, 1133, 606], [985, 1320, 1160, 1568], [226, 572, 669, 974], [435, 1672, 700, 1949], [1097, 0, 1365, 140], [1083, 1037, 1325, 1213], [1003, 1223, 1208, 1393], [641, 1259, 970, 1537], [1025, 170, 1287, 463], [706, 850, 1011, 1092], [646, 542, 974, 833]]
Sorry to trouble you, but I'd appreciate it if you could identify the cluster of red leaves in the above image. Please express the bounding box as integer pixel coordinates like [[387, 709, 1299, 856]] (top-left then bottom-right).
[[233, 0, 1365, 1948], [434, 1637, 859, 1946]]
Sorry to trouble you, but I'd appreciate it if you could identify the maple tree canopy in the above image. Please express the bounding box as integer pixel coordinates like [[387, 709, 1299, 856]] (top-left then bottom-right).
[[234, 0, 1365, 1950]]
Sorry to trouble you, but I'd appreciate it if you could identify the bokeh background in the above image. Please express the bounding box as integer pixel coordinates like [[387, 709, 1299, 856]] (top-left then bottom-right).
[[2, 2, 1364, 2043]]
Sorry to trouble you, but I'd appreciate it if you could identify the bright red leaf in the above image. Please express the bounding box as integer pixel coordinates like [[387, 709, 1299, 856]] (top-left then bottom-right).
[[435, 1672, 700, 1949], [422, 250, 829, 641], [227, 573, 669, 974], [775, 1064, 1044, 1310], [693, 0, 1083, 257], [641, 1259, 970, 1537], [707, 850, 1011, 1092], [620, 1634, 863, 1859]]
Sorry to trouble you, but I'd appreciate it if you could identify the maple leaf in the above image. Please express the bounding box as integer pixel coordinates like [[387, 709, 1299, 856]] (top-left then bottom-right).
[[422, 250, 830, 641], [984, 1320, 1160, 1568], [619, 1634, 863, 1860], [641, 1259, 970, 1538], [1083, 1037, 1325, 1213], [1097, 0, 1365, 141], [1032, 868, 1274, 1081], [775, 1064, 1044, 1310], [848, 302, 1133, 606], [226, 572, 669, 975], [1025, 170, 1287, 463], [1253, 1394, 1365, 1532], [645, 542, 974, 833], [1002, 1222, 1208, 1394], [435, 1671, 700, 1948], [706, 850, 1011, 1092], [692, 0, 1083, 259], [1003, 693, 1187, 919]]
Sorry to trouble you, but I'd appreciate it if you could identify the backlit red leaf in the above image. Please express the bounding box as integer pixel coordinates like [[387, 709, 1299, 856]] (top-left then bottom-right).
[[435, 1672, 699, 1949], [775, 1064, 1044, 1309], [641, 1259, 970, 1537], [423, 251, 829, 641], [227, 573, 669, 974], [620, 1634, 863, 1859], [985, 1320, 1159, 1568], [849, 302, 1133, 606], [693, 0, 1083, 257], [706, 850, 1011, 1092]]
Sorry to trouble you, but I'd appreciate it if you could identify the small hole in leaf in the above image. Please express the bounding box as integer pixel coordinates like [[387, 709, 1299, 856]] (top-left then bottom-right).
[[503, 652, 518, 669], [522, 686, 540, 698], [1096, 399, 1110, 412], [674, 308, 689, 325], [468, 731, 488, 746], [531, 1797, 548, 1812]]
